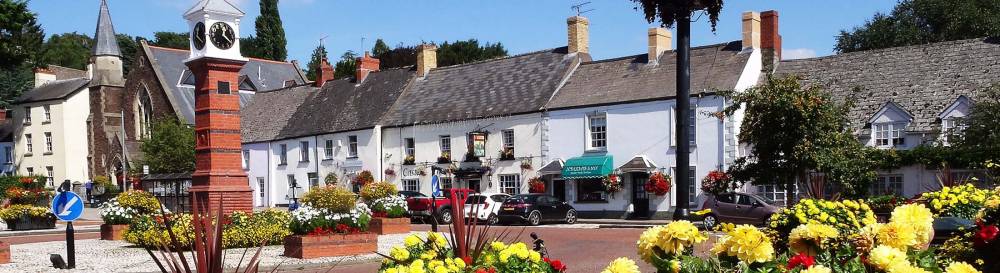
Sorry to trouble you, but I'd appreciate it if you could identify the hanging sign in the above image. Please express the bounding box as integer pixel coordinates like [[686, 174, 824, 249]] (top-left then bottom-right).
[[470, 132, 487, 158]]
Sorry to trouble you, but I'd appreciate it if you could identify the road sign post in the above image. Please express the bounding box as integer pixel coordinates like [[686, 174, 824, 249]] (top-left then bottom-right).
[[51, 189, 83, 269]]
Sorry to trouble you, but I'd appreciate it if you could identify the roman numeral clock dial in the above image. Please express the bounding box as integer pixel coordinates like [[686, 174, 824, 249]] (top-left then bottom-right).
[[209, 22, 235, 50], [192, 22, 206, 50]]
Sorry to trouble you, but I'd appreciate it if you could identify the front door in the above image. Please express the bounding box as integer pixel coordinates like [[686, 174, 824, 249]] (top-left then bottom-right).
[[631, 173, 650, 219], [468, 179, 481, 193], [552, 179, 566, 201]]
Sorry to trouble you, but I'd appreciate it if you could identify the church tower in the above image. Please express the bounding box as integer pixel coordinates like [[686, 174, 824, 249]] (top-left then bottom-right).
[[183, 0, 252, 213], [88, 0, 127, 186]]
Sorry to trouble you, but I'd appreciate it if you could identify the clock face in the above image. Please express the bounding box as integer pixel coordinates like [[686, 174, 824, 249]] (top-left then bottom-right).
[[192, 22, 206, 50], [209, 22, 235, 50]]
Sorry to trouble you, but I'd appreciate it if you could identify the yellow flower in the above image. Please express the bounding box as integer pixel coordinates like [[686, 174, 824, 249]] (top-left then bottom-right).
[[869, 245, 908, 271], [601, 257, 640, 273], [944, 262, 982, 273], [390, 246, 410, 261], [890, 204, 934, 247], [711, 224, 774, 264], [788, 223, 839, 254], [877, 221, 920, 249], [636, 221, 706, 263], [888, 263, 932, 273], [405, 235, 422, 247], [801, 265, 832, 273], [693, 209, 712, 216]]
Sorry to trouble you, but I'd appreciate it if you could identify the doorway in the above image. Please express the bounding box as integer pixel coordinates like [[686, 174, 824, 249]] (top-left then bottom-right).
[[631, 173, 650, 219], [552, 178, 566, 201], [468, 179, 481, 193]]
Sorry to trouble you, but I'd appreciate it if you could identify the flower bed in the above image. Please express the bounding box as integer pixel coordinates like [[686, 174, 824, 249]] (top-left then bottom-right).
[[283, 232, 377, 259], [100, 224, 128, 241], [123, 209, 290, 249], [361, 182, 410, 234], [99, 191, 164, 240], [379, 232, 567, 273], [766, 198, 877, 249], [916, 183, 989, 219], [287, 186, 373, 258], [0, 204, 55, 230]]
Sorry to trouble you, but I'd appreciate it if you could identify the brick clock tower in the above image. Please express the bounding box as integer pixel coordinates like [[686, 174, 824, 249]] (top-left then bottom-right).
[[183, 0, 252, 213]]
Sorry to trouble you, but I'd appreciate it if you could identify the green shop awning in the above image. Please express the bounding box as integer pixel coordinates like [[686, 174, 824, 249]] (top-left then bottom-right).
[[561, 155, 614, 179]]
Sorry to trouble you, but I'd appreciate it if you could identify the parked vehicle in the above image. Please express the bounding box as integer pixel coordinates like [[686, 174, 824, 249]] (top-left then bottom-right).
[[463, 193, 510, 225], [398, 191, 424, 199], [405, 191, 456, 224], [700, 192, 781, 229], [497, 194, 577, 226]]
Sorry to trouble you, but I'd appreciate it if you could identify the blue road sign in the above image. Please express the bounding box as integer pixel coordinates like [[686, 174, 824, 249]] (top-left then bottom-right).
[[51, 191, 84, 222]]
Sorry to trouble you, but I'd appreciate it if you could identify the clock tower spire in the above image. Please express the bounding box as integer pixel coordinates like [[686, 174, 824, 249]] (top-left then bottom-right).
[[183, 0, 252, 214]]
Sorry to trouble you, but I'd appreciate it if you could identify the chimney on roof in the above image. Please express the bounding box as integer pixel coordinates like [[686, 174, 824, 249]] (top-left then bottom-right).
[[417, 44, 437, 78], [742, 11, 761, 50], [314, 57, 335, 87], [647, 28, 672, 64], [33, 67, 56, 88], [355, 51, 380, 83], [761, 10, 782, 69], [567, 16, 589, 54]]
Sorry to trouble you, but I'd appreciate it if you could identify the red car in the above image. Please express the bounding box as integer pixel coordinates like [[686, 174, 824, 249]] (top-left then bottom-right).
[[402, 191, 457, 224], [700, 192, 781, 229]]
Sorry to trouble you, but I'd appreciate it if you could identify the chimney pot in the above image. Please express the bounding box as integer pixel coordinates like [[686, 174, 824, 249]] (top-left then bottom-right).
[[355, 51, 381, 83], [314, 57, 335, 87], [647, 28, 672, 64], [761, 10, 782, 61], [567, 16, 590, 54], [417, 44, 437, 78], [33, 66, 56, 88], [742, 11, 761, 50]]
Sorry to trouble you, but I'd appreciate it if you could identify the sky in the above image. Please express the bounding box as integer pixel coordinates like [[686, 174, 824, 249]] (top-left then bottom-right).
[[27, 0, 898, 64]]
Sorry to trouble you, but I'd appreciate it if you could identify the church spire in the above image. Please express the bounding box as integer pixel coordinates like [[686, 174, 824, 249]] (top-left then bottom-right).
[[93, 0, 121, 57]]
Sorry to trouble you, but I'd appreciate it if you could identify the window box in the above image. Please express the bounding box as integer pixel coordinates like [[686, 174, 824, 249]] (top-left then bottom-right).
[[463, 152, 480, 163], [4, 215, 56, 231], [402, 155, 416, 166], [498, 149, 515, 161], [437, 153, 452, 164], [369, 217, 410, 235], [100, 224, 128, 241], [283, 233, 377, 259]]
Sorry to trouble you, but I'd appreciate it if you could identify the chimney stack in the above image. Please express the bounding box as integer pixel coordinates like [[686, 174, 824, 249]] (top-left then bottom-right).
[[742, 11, 761, 50], [647, 28, 672, 64], [417, 44, 437, 78], [355, 51, 380, 83], [314, 57, 335, 87], [761, 10, 782, 62], [33, 67, 56, 88], [567, 16, 589, 54]]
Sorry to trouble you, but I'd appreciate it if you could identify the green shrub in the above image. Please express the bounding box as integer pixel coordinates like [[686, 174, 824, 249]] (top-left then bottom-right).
[[123, 214, 194, 248], [360, 181, 397, 201], [124, 210, 292, 249], [116, 190, 161, 214], [302, 186, 357, 213]]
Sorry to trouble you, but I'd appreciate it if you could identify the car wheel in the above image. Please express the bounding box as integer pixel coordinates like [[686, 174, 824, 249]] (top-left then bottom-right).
[[703, 214, 718, 230], [528, 211, 542, 226], [565, 209, 578, 224], [487, 214, 500, 225], [439, 209, 453, 224]]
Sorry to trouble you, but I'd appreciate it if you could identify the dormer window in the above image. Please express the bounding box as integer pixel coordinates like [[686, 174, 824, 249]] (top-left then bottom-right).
[[868, 102, 913, 148], [938, 96, 972, 145], [874, 122, 905, 147]]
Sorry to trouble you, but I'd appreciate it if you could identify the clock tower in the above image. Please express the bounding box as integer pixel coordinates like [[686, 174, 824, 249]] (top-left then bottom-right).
[[183, 0, 251, 214]]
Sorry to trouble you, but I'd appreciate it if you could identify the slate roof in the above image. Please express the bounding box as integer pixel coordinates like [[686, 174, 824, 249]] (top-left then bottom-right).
[[92, 0, 120, 57], [184, 0, 244, 17], [775, 37, 1000, 132], [240, 85, 316, 143], [144, 44, 306, 124], [47, 65, 87, 80], [546, 41, 749, 110], [378, 47, 581, 127], [14, 78, 90, 104]]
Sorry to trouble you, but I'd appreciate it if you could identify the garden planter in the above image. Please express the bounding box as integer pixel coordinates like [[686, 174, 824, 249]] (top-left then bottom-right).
[[0, 241, 8, 264], [369, 217, 410, 235], [5, 216, 56, 231], [283, 233, 377, 259], [101, 224, 128, 240]]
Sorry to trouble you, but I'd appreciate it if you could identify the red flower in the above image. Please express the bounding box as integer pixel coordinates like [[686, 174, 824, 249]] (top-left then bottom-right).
[[975, 224, 999, 247], [547, 258, 567, 272], [462, 256, 472, 266], [786, 253, 815, 270]]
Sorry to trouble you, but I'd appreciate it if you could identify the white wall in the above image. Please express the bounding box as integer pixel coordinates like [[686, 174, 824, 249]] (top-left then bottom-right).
[[381, 113, 543, 196], [12, 88, 90, 186], [243, 142, 269, 207], [315, 128, 382, 188], [267, 136, 318, 205]]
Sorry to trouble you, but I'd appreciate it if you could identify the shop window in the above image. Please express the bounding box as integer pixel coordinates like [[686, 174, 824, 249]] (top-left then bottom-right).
[[576, 178, 607, 202], [499, 174, 520, 195], [403, 179, 419, 192]]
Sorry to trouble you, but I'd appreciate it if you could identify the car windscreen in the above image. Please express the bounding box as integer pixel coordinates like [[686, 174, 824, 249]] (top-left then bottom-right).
[[465, 196, 487, 204], [753, 194, 776, 205], [490, 195, 509, 203], [400, 191, 426, 198], [504, 195, 540, 204]]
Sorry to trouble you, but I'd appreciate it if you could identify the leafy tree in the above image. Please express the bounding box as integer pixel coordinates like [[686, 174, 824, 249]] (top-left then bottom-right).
[[240, 36, 262, 59], [836, 0, 1000, 53], [0, 66, 32, 107], [333, 50, 357, 79], [39, 32, 92, 70], [372, 39, 391, 58], [116, 34, 140, 75], [0, 0, 44, 70], [150, 31, 189, 50], [436, 39, 506, 67], [956, 84, 1000, 165], [304, 44, 327, 81], [722, 76, 877, 200], [373, 42, 416, 69], [630, 0, 724, 30], [251, 0, 287, 61], [140, 118, 195, 174]]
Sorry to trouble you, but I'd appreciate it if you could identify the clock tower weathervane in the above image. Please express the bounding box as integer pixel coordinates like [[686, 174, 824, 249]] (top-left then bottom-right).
[[183, 0, 252, 213]]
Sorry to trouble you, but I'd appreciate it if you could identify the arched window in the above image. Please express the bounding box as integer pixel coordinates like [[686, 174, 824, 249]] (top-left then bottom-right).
[[137, 88, 153, 138]]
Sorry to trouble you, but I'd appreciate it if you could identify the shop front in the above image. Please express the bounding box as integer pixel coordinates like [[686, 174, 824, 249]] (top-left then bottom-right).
[[560, 155, 623, 218]]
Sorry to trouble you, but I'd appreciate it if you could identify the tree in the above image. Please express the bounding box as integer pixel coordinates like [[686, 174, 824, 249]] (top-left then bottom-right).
[[141, 118, 195, 174], [372, 39, 391, 58], [150, 31, 189, 50], [722, 76, 877, 201], [0, 0, 44, 70], [251, 0, 287, 61], [956, 84, 1000, 165], [835, 0, 1000, 53], [240, 36, 263, 59], [436, 39, 507, 67], [0, 66, 32, 108], [39, 32, 92, 70], [333, 50, 357, 79], [116, 34, 140, 75], [304, 44, 327, 81], [374, 44, 416, 69]]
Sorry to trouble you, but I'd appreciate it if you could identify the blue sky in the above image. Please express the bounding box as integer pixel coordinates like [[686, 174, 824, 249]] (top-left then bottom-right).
[[28, 0, 896, 64]]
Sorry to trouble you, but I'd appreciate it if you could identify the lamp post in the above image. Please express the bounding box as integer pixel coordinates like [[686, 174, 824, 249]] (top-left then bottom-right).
[[672, 5, 693, 221]]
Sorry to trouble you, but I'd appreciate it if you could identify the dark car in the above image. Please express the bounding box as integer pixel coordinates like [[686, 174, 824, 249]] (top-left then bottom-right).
[[700, 192, 781, 229], [497, 194, 577, 226]]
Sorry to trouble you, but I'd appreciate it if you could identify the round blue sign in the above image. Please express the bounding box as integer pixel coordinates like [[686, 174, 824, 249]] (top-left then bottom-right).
[[51, 191, 84, 222]]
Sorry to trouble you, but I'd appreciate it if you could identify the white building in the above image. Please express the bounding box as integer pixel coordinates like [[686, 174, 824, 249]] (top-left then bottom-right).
[[539, 11, 776, 219]]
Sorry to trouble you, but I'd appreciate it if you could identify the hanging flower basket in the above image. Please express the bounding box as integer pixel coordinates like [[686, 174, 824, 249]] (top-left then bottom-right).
[[603, 174, 622, 194], [528, 177, 545, 193], [384, 168, 396, 177], [701, 170, 737, 195], [520, 159, 533, 171], [645, 172, 671, 196]]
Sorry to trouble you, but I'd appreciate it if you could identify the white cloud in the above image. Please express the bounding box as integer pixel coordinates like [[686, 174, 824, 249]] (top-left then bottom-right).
[[783, 48, 818, 60]]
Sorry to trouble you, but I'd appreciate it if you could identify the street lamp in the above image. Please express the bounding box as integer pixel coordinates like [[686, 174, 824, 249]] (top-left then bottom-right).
[[672, 4, 694, 221]]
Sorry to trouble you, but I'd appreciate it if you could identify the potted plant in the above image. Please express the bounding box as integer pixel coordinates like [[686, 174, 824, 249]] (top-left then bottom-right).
[[463, 151, 480, 163], [324, 173, 339, 186], [285, 186, 374, 259], [352, 170, 375, 188], [520, 159, 533, 170], [384, 168, 396, 177], [0, 204, 55, 230], [437, 152, 452, 164], [361, 182, 410, 235], [98, 190, 162, 240], [528, 177, 546, 193], [602, 174, 622, 195], [403, 155, 416, 165], [701, 170, 738, 196], [498, 149, 515, 161], [644, 172, 671, 196]]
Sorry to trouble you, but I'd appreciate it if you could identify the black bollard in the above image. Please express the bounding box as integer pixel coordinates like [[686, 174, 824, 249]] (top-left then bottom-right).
[[66, 221, 75, 269]]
